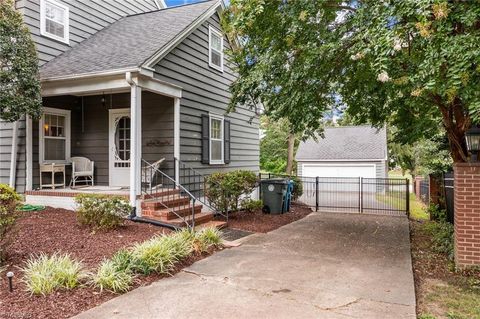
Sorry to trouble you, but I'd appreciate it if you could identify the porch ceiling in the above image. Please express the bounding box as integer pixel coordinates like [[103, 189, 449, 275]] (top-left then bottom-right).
[[41, 69, 182, 99]]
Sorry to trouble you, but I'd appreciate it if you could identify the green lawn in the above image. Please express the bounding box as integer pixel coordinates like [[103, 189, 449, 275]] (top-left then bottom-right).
[[388, 169, 413, 183], [376, 191, 429, 220], [409, 193, 429, 220]]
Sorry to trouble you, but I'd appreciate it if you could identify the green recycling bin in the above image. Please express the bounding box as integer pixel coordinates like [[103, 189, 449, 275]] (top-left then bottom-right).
[[261, 178, 289, 214]]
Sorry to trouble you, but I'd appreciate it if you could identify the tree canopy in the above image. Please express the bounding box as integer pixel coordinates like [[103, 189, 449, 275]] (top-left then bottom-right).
[[223, 0, 480, 163], [0, 0, 41, 122]]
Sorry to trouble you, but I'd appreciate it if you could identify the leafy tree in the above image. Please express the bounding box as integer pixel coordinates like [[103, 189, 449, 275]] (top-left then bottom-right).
[[223, 1, 480, 163], [260, 116, 299, 174], [0, 0, 41, 122], [390, 132, 452, 177]]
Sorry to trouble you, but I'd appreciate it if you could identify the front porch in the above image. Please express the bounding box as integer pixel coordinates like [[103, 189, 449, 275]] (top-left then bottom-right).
[[25, 71, 182, 210], [25, 186, 130, 210]]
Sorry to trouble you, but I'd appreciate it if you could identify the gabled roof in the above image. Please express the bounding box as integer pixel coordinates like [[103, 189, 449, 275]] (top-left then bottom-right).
[[295, 126, 387, 161], [40, 0, 219, 80]]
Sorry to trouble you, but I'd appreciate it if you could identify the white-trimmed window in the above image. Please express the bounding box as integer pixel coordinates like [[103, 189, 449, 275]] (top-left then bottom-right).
[[208, 26, 223, 71], [39, 107, 71, 164], [40, 0, 69, 44], [209, 114, 224, 164]]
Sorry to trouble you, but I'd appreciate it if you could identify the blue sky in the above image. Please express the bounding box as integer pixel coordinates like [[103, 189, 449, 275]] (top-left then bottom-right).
[[165, 0, 202, 6]]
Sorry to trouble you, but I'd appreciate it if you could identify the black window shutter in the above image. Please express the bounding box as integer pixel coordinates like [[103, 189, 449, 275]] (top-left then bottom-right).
[[201, 114, 210, 164], [224, 119, 231, 164]]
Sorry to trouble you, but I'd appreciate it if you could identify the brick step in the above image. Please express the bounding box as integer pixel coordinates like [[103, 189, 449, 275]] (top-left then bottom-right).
[[142, 195, 190, 209], [167, 212, 215, 227], [142, 203, 203, 220], [194, 220, 228, 231], [141, 188, 179, 200], [144, 211, 215, 228]]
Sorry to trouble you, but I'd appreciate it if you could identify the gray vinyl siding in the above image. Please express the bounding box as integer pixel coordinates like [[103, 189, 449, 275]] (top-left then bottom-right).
[[153, 13, 260, 175], [297, 160, 388, 179], [0, 119, 27, 192], [16, 0, 159, 65], [31, 92, 173, 189]]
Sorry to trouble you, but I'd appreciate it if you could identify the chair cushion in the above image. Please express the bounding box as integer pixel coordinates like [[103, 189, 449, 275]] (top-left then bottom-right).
[[74, 171, 93, 177]]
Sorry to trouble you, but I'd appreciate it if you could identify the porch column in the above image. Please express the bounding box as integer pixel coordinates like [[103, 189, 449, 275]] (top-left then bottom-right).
[[26, 115, 33, 191], [174, 97, 180, 183], [129, 84, 142, 207]]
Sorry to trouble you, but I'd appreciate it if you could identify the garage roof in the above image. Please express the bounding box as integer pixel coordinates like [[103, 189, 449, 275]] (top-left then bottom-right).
[[295, 126, 387, 161]]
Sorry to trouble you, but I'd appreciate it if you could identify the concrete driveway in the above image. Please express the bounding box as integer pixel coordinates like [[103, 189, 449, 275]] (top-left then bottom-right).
[[75, 213, 416, 319]]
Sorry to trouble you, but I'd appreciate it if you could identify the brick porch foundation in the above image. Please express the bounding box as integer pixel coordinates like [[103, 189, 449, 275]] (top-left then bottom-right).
[[454, 163, 480, 268]]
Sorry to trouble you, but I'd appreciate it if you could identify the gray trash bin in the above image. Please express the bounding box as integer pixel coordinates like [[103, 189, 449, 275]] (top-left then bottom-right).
[[260, 178, 289, 214]]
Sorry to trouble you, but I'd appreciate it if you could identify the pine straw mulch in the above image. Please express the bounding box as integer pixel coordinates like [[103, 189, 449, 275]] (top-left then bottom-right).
[[0, 207, 217, 319], [221, 202, 312, 233]]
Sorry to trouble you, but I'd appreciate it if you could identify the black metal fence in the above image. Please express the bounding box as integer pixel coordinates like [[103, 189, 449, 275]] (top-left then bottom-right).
[[419, 179, 430, 205], [259, 173, 409, 216]]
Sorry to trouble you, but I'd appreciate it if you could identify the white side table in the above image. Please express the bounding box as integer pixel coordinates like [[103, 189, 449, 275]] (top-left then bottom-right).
[[40, 163, 66, 189]]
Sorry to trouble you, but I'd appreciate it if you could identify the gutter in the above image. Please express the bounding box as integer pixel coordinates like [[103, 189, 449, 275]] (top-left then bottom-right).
[[40, 67, 140, 83], [9, 120, 19, 188]]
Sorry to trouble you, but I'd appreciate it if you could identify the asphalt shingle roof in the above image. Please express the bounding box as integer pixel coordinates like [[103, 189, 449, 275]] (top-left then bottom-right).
[[295, 126, 387, 161], [40, 1, 217, 79]]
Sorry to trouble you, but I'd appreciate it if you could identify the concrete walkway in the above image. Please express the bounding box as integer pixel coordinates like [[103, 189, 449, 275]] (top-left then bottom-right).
[[75, 213, 416, 319]]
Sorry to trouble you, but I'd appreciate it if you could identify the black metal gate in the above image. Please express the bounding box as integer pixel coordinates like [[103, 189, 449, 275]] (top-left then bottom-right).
[[260, 174, 409, 216]]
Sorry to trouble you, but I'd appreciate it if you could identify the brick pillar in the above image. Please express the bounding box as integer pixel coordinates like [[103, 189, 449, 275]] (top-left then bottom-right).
[[414, 176, 424, 199], [429, 175, 441, 205], [454, 163, 480, 268]]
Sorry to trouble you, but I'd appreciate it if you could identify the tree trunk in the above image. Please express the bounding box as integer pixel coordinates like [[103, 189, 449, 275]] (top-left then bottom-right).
[[286, 133, 295, 175], [434, 95, 470, 163]]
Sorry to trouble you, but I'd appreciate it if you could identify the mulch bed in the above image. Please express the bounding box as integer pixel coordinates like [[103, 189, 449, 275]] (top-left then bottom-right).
[[0, 207, 215, 319], [410, 220, 480, 317], [222, 203, 312, 233]]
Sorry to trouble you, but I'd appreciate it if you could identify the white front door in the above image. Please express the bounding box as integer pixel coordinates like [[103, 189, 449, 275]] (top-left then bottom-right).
[[109, 109, 131, 187]]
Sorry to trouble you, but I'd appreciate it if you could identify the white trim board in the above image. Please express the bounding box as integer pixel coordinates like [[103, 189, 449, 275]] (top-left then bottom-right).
[[41, 71, 182, 98]]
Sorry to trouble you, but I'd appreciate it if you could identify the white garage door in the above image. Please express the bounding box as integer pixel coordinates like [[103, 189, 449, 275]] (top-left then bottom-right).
[[302, 164, 376, 178]]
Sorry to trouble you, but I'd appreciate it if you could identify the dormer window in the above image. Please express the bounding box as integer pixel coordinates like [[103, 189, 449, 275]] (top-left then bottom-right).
[[40, 0, 69, 44], [208, 26, 223, 72]]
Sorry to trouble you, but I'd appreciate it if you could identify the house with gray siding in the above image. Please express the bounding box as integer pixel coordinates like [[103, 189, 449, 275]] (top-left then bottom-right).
[[0, 0, 259, 228]]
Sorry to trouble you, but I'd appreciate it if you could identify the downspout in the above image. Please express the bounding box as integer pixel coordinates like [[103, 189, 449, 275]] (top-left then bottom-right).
[[9, 120, 19, 188]]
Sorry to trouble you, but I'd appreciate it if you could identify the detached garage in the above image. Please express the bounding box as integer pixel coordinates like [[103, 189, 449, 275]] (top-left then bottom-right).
[[296, 126, 388, 179]]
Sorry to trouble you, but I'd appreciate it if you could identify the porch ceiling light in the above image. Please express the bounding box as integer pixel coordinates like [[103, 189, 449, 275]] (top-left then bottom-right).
[[465, 125, 480, 154]]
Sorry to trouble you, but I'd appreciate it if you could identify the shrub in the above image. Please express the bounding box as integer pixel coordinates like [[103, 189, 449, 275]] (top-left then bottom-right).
[[289, 176, 303, 200], [240, 199, 263, 213], [427, 204, 447, 222], [21, 253, 85, 295], [169, 229, 196, 258], [91, 259, 134, 293], [205, 170, 258, 213], [130, 235, 179, 275], [0, 184, 21, 263], [195, 227, 222, 252], [110, 249, 133, 272], [75, 194, 131, 230], [424, 221, 454, 260]]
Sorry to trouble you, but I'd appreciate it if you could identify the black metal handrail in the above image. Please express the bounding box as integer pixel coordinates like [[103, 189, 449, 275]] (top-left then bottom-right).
[[174, 157, 227, 221], [141, 159, 197, 230]]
